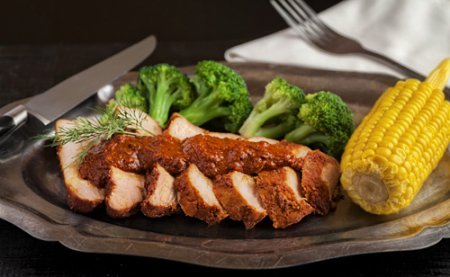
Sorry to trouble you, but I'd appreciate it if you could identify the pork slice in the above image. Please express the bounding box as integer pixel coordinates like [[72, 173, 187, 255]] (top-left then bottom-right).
[[78, 140, 110, 188], [299, 150, 341, 215], [164, 114, 312, 159], [174, 164, 228, 225], [248, 136, 311, 161], [116, 106, 162, 135], [138, 134, 188, 175], [56, 119, 105, 213], [182, 136, 307, 177], [79, 108, 161, 182], [141, 163, 179, 218], [256, 167, 314, 229], [289, 143, 311, 159], [104, 134, 145, 173], [246, 136, 278, 144], [77, 110, 159, 217], [164, 113, 243, 140], [164, 113, 206, 140], [166, 114, 311, 178], [214, 171, 266, 229], [105, 166, 145, 218]]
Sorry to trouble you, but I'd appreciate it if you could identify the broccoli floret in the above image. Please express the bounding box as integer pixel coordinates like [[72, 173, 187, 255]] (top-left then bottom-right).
[[239, 77, 305, 138], [114, 83, 147, 112], [138, 64, 194, 127], [284, 91, 354, 158], [253, 114, 299, 139], [179, 60, 253, 133]]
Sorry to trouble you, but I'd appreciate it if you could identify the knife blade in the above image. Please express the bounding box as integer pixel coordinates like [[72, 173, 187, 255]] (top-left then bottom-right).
[[0, 35, 157, 136]]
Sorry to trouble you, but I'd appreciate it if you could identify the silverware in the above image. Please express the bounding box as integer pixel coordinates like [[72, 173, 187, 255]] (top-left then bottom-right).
[[0, 35, 157, 136], [270, 0, 425, 80]]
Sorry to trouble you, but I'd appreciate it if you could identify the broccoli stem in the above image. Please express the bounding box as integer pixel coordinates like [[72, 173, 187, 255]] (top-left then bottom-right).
[[147, 75, 183, 127], [239, 102, 289, 137], [149, 82, 173, 126], [179, 91, 229, 126], [254, 120, 296, 139], [300, 133, 330, 145], [284, 124, 317, 142]]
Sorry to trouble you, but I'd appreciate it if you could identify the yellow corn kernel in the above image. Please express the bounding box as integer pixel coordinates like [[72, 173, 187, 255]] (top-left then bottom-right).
[[341, 58, 450, 215]]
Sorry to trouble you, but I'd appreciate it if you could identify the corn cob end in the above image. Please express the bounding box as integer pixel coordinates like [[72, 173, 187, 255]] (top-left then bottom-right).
[[341, 159, 414, 215], [341, 58, 450, 215], [425, 57, 450, 90]]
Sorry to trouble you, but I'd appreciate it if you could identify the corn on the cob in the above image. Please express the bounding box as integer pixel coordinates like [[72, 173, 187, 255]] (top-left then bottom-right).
[[341, 58, 450, 215]]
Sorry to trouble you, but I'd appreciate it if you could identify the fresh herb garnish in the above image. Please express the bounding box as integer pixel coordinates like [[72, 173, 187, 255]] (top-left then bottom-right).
[[35, 104, 154, 163]]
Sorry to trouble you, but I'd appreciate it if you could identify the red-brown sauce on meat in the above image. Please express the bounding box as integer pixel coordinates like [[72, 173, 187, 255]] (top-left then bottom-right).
[[106, 134, 145, 173], [182, 135, 303, 177], [80, 134, 304, 184], [79, 134, 147, 187], [78, 140, 110, 187], [138, 134, 188, 175]]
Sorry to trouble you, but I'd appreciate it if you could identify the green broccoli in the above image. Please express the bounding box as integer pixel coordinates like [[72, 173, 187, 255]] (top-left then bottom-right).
[[179, 60, 253, 133], [138, 64, 194, 127], [239, 77, 305, 138], [284, 91, 354, 158], [114, 83, 147, 112], [252, 114, 299, 139]]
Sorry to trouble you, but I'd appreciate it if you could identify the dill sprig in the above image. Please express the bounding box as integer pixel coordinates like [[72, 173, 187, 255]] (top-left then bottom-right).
[[36, 103, 154, 151], [37, 105, 155, 165], [53, 105, 154, 147]]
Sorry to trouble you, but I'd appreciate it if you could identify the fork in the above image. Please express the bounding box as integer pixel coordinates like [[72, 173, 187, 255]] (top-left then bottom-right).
[[270, 0, 425, 80]]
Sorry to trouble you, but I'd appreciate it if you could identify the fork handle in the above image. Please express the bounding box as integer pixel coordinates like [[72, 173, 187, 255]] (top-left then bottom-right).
[[359, 49, 450, 95], [358, 49, 425, 80]]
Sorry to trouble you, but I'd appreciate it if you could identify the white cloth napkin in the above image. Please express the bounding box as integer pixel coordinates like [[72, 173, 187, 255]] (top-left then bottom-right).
[[225, 0, 450, 85]]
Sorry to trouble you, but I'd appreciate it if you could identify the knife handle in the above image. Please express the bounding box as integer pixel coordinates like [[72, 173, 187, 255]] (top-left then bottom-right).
[[0, 116, 15, 136]]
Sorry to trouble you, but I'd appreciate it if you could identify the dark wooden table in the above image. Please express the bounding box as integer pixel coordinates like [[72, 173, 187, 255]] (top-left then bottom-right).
[[0, 0, 449, 275]]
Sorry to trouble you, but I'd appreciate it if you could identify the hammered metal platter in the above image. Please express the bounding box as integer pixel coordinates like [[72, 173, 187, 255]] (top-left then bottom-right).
[[0, 62, 448, 269]]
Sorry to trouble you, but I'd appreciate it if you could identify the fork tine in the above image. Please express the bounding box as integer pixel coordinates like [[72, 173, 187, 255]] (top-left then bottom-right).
[[293, 0, 336, 39], [286, 0, 328, 38], [270, 0, 309, 40], [283, 0, 308, 22], [272, 0, 325, 44], [272, 0, 337, 47], [294, 0, 322, 24]]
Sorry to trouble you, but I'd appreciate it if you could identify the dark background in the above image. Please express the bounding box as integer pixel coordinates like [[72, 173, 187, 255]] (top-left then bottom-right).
[[2, 0, 339, 44], [0, 0, 449, 276]]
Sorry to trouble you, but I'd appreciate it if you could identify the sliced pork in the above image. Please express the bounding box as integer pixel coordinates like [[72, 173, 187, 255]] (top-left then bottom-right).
[[81, 113, 312, 180], [78, 140, 110, 188], [106, 166, 145, 217], [299, 150, 341, 215], [175, 164, 228, 225], [256, 167, 314, 229], [164, 113, 242, 140], [214, 171, 266, 229], [89, 130, 311, 179], [56, 119, 105, 213], [116, 106, 162, 136], [104, 110, 162, 173], [246, 136, 278, 144], [79, 109, 159, 217], [79, 109, 162, 184], [138, 134, 188, 175], [164, 113, 205, 140], [141, 163, 178, 218], [182, 135, 308, 178], [65, 112, 340, 228], [165, 113, 307, 148]]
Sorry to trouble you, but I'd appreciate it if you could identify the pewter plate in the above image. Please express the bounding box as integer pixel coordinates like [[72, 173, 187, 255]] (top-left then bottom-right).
[[0, 63, 449, 269]]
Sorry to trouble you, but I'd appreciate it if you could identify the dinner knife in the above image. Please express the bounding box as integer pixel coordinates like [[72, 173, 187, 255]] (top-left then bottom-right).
[[0, 35, 157, 136]]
